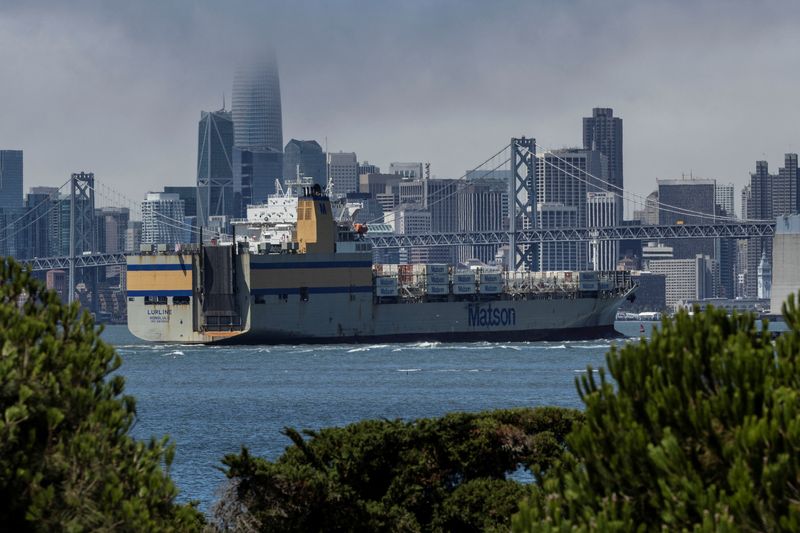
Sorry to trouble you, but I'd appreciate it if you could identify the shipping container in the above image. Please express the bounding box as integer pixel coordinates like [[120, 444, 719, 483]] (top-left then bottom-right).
[[453, 271, 475, 284], [374, 276, 398, 287], [479, 283, 503, 294], [426, 264, 449, 275], [452, 283, 476, 295], [426, 284, 449, 296], [425, 273, 449, 285], [480, 272, 502, 284], [375, 286, 399, 297]]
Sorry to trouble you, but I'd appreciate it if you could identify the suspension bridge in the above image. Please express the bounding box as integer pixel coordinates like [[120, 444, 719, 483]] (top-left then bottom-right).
[[6, 138, 776, 279]]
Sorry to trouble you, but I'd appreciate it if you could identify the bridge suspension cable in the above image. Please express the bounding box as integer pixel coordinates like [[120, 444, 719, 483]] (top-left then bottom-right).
[[0, 178, 71, 244], [362, 142, 511, 226], [534, 143, 769, 224]]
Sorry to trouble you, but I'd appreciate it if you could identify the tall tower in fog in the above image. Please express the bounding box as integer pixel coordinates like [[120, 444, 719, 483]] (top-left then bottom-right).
[[231, 53, 284, 215], [232, 54, 283, 151]]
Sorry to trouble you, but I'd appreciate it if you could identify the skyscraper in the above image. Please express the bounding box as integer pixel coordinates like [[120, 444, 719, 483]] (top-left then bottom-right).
[[328, 152, 359, 197], [232, 55, 283, 151], [743, 155, 799, 297], [715, 183, 735, 217], [197, 109, 234, 226], [141, 192, 186, 245], [0, 150, 23, 209], [284, 139, 326, 186], [232, 54, 284, 214], [583, 108, 622, 220], [657, 177, 716, 260], [535, 149, 608, 270], [587, 191, 619, 271]]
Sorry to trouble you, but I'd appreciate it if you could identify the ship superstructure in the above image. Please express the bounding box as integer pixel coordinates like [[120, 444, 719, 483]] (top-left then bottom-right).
[[127, 185, 636, 344]]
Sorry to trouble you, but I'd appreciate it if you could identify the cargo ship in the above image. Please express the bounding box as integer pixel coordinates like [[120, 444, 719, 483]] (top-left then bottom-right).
[[126, 186, 636, 344]]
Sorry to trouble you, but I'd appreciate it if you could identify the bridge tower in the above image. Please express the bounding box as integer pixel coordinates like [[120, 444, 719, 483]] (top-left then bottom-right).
[[68, 172, 96, 305], [509, 138, 537, 271]]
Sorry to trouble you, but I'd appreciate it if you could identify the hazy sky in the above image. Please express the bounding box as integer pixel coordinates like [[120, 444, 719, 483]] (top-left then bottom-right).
[[2, 0, 799, 218]]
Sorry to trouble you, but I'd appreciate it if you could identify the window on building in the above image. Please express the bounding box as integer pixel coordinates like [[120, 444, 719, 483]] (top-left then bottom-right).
[[173, 296, 190, 305], [144, 296, 168, 305]]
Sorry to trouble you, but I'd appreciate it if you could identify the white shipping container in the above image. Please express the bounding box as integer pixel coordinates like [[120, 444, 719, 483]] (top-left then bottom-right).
[[453, 272, 475, 284], [479, 283, 502, 294], [375, 286, 399, 297], [426, 264, 449, 275], [426, 284, 449, 296], [425, 273, 449, 285], [480, 273, 502, 284], [452, 283, 476, 294]]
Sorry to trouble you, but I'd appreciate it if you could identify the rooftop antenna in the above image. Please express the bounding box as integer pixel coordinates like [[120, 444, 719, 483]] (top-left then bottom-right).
[[425, 162, 431, 180], [221, 93, 226, 111]]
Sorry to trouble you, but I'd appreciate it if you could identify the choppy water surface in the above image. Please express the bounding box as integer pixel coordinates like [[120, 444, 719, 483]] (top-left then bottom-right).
[[104, 323, 653, 511]]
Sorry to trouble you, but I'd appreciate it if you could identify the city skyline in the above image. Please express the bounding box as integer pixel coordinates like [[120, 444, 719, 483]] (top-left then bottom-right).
[[2, 1, 800, 218]]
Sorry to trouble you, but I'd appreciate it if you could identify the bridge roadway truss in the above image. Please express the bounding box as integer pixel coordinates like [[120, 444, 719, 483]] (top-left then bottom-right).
[[18, 221, 776, 272], [24, 253, 128, 272], [364, 221, 777, 249]]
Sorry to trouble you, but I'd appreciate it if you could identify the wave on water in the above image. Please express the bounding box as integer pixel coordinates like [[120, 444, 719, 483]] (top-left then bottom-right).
[[573, 344, 611, 349], [573, 368, 601, 373], [165, 350, 184, 357], [397, 368, 422, 372], [545, 344, 567, 350], [412, 341, 441, 349]]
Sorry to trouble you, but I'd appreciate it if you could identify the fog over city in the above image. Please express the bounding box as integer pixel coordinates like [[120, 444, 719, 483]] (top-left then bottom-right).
[[2, 0, 799, 216]]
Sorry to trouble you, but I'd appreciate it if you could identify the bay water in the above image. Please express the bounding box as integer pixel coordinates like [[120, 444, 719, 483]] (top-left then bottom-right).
[[104, 323, 652, 511]]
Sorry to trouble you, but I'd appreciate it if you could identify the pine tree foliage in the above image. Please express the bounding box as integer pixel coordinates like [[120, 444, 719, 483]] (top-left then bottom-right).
[[513, 295, 800, 532], [214, 407, 582, 532], [0, 258, 203, 531]]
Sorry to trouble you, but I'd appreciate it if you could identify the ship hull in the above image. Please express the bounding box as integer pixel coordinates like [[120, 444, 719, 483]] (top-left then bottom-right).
[[126, 249, 634, 345], [215, 324, 621, 345], [219, 290, 625, 344]]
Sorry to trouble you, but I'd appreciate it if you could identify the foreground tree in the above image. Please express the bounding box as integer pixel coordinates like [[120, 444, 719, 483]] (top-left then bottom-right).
[[215, 407, 582, 532], [0, 258, 202, 530], [514, 297, 800, 532]]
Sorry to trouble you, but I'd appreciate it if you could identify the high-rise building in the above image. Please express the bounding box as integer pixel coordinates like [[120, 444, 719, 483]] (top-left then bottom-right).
[[232, 56, 283, 151], [657, 178, 716, 260], [125, 220, 142, 253], [389, 162, 424, 180], [328, 152, 359, 197], [358, 161, 380, 175], [456, 180, 505, 263], [0, 150, 23, 209], [582, 108, 622, 220], [232, 54, 284, 216], [715, 183, 735, 217], [648, 255, 719, 310], [164, 186, 198, 219], [96, 207, 130, 254], [25, 186, 59, 259], [284, 139, 326, 187], [233, 146, 283, 213], [742, 157, 799, 297], [632, 190, 659, 225], [141, 192, 186, 245], [587, 191, 619, 271], [196, 109, 234, 226], [535, 149, 608, 270], [775, 153, 798, 217]]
